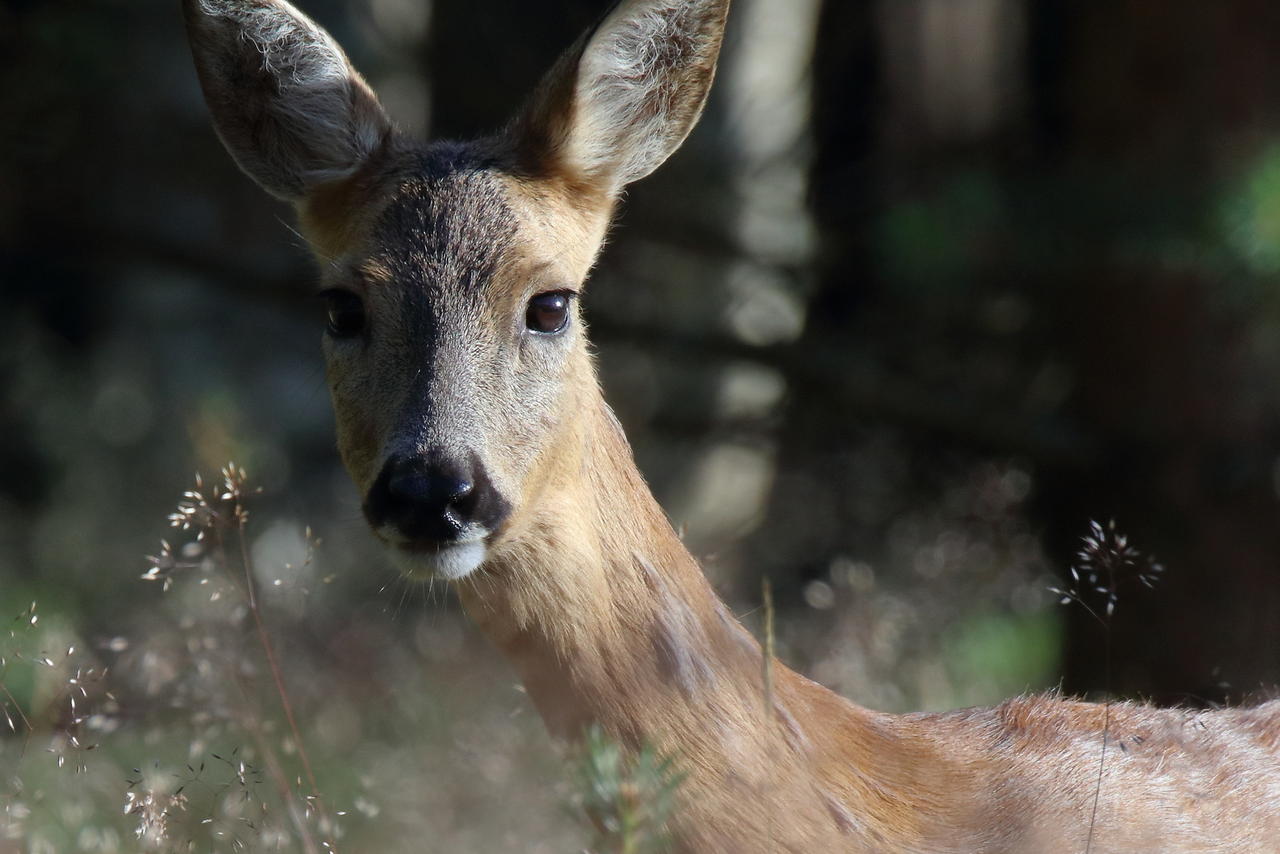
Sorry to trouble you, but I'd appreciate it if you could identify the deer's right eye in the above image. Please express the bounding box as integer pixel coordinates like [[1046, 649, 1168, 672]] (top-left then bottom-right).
[[323, 290, 366, 338], [525, 291, 573, 335]]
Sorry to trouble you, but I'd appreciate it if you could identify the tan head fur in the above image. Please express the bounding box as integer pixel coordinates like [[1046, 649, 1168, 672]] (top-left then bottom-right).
[[184, 0, 730, 580]]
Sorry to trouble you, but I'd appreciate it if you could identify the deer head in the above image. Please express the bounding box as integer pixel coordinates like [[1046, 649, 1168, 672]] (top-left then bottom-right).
[[184, 0, 730, 581]]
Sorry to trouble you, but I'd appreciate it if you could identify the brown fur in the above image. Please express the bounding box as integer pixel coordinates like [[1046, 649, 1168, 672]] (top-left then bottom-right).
[[185, 1, 1280, 850]]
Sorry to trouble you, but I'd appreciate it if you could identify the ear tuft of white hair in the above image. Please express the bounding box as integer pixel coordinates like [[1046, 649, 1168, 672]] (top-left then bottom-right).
[[184, 0, 392, 201]]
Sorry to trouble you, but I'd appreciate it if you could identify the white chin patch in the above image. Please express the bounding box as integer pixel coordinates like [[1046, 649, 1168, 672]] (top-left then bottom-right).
[[391, 540, 488, 581]]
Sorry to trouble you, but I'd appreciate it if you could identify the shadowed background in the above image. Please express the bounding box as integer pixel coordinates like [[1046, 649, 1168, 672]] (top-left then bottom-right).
[[2, 0, 1280, 849]]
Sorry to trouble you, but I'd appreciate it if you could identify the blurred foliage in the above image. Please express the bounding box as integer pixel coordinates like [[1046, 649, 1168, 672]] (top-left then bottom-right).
[[573, 725, 684, 854], [1223, 144, 1280, 277], [876, 172, 1007, 296]]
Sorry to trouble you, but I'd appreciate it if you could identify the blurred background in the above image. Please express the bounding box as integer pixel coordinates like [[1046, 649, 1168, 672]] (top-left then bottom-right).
[[3, 0, 1280, 849]]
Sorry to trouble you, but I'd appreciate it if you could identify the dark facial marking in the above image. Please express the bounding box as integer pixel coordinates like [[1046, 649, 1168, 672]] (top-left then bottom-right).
[[361, 143, 523, 432], [374, 143, 520, 318]]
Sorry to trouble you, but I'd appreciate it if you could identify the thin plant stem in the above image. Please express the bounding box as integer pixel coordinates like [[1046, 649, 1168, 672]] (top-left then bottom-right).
[[233, 508, 333, 844], [0, 680, 32, 736], [761, 577, 776, 849], [761, 578, 775, 715], [0, 678, 33, 763], [230, 668, 322, 854], [153, 468, 342, 849], [1085, 643, 1112, 854], [1052, 520, 1161, 852]]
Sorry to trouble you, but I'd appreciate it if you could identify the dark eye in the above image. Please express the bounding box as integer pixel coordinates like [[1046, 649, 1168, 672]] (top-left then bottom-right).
[[323, 289, 366, 338], [525, 291, 572, 335]]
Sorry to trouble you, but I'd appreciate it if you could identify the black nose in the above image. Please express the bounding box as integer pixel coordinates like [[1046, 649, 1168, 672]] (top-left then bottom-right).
[[389, 465, 475, 517], [364, 452, 508, 543]]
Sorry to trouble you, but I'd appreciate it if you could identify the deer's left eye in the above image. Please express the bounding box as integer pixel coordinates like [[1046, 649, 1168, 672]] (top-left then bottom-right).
[[525, 291, 573, 335], [323, 289, 366, 338]]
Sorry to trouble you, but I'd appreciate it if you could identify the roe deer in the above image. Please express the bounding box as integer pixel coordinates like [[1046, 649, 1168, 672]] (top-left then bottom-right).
[[183, 0, 1280, 850]]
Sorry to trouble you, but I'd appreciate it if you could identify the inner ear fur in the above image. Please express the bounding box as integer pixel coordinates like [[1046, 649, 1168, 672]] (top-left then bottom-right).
[[183, 0, 392, 202]]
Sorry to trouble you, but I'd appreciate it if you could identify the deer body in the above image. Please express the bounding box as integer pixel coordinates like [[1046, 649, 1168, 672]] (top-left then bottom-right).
[[183, 1, 1280, 850], [457, 387, 1280, 852]]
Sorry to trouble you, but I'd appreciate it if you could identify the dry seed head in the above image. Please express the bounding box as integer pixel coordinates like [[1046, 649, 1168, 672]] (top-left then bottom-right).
[[1052, 518, 1165, 623]]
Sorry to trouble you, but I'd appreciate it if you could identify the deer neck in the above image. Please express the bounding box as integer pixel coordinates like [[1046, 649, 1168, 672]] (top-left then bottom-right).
[[456, 386, 758, 740], [453, 384, 964, 849]]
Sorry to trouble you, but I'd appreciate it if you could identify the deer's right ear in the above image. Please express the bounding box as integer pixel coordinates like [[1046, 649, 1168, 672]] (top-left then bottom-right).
[[183, 0, 392, 202]]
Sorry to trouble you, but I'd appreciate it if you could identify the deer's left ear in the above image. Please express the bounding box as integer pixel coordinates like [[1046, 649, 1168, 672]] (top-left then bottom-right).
[[183, 0, 392, 202], [512, 0, 731, 193]]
